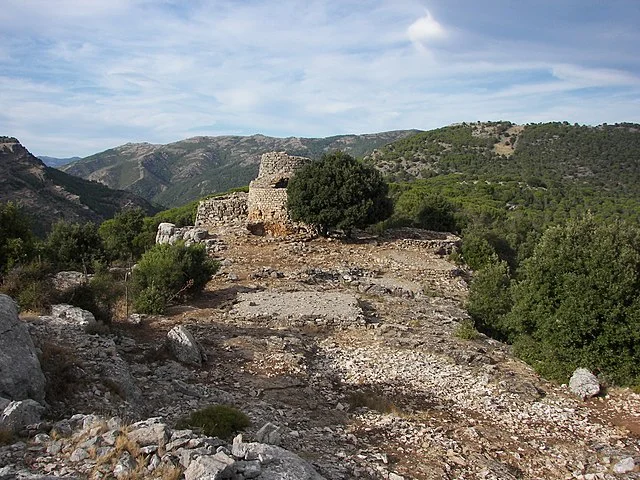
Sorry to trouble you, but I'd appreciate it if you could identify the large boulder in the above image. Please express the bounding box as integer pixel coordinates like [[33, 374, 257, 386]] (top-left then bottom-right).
[[0, 295, 46, 402], [568, 368, 600, 400], [156, 222, 178, 245], [0, 399, 45, 432], [167, 326, 206, 366], [50, 304, 97, 331], [243, 443, 326, 480]]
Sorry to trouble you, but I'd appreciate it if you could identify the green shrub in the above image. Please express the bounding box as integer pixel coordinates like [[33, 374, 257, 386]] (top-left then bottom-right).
[[467, 260, 512, 341], [454, 319, 480, 340], [132, 242, 218, 314], [58, 271, 123, 323], [505, 216, 640, 386], [44, 221, 104, 273], [0, 202, 36, 273], [0, 261, 57, 313], [287, 151, 392, 236], [176, 405, 250, 439]]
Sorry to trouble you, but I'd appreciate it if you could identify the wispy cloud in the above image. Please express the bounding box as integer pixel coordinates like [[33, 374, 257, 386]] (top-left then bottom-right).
[[0, 0, 638, 156]]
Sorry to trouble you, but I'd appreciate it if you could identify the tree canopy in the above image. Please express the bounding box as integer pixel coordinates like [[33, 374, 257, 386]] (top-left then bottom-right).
[[287, 151, 392, 235]]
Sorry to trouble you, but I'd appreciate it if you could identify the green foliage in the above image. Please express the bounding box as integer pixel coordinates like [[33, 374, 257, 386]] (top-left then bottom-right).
[[393, 189, 458, 231], [0, 261, 57, 313], [287, 151, 392, 235], [99, 208, 147, 262], [0, 202, 36, 273], [176, 405, 250, 439], [467, 260, 513, 340], [45, 221, 104, 273], [132, 242, 219, 314], [454, 319, 481, 340], [505, 216, 640, 386], [57, 271, 123, 323]]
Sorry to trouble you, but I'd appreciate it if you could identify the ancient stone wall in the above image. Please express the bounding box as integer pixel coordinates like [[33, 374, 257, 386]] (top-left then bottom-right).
[[256, 151, 310, 181], [247, 152, 311, 236], [195, 192, 248, 229]]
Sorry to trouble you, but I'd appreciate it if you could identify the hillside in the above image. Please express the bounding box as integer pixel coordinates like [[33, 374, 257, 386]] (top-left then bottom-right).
[[60, 131, 419, 207], [371, 122, 640, 195], [0, 137, 157, 235]]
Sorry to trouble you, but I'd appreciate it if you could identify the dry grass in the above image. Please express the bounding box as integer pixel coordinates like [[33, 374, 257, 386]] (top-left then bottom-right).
[[347, 390, 402, 415], [0, 429, 14, 446], [39, 341, 82, 404]]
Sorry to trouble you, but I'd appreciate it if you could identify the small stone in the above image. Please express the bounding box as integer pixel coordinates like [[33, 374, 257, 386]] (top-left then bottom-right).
[[613, 457, 635, 474], [70, 448, 89, 462], [254, 422, 282, 445]]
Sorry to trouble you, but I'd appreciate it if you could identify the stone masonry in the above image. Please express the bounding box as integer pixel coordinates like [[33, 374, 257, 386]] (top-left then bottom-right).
[[195, 192, 248, 229], [247, 152, 311, 236]]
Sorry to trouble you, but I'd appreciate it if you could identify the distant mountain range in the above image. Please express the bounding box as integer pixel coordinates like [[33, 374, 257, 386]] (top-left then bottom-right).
[[0, 137, 157, 235], [38, 155, 82, 167], [59, 131, 419, 207]]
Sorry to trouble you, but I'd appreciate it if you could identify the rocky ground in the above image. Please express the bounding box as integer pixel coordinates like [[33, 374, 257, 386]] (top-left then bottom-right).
[[2, 226, 639, 479]]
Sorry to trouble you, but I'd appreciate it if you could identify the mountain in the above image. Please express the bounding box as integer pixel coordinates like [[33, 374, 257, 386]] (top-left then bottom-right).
[[370, 121, 640, 194], [61, 131, 419, 207], [38, 155, 82, 167], [0, 137, 158, 235]]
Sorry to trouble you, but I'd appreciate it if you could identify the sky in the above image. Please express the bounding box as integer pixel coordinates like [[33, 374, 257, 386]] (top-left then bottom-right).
[[0, 0, 639, 157]]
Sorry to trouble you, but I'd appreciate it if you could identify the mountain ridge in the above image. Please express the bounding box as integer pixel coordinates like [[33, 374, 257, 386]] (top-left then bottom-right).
[[60, 130, 421, 207], [0, 137, 158, 235]]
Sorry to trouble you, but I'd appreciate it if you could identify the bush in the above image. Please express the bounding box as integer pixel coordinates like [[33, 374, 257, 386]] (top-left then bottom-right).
[[505, 216, 640, 386], [467, 260, 512, 341], [454, 319, 481, 340], [44, 221, 104, 273], [99, 208, 146, 262], [176, 405, 250, 439], [0, 261, 57, 313], [58, 270, 123, 323], [0, 202, 36, 273], [132, 242, 219, 314], [287, 151, 392, 236]]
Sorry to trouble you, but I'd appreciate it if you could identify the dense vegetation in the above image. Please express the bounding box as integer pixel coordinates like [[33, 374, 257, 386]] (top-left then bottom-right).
[[377, 122, 640, 387], [288, 152, 392, 236], [0, 198, 223, 318]]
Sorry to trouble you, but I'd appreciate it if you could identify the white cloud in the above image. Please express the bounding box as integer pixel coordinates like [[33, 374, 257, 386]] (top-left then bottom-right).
[[0, 1, 638, 156], [407, 11, 447, 46]]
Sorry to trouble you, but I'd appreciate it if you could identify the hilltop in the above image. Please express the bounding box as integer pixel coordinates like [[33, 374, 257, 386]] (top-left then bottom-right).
[[371, 121, 640, 195], [59, 131, 419, 208], [0, 137, 157, 235]]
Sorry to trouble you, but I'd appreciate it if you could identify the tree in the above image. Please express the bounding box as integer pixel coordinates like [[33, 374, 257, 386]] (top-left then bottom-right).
[[45, 221, 104, 273], [98, 208, 146, 262], [0, 202, 36, 273], [505, 216, 640, 386], [287, 151, 392, 236]]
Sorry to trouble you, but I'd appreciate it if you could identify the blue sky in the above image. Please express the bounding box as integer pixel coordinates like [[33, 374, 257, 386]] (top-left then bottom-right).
[[0, 0, 639, 157]]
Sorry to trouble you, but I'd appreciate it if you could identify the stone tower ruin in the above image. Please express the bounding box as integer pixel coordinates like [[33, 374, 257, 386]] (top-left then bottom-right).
[[194, 151, 311, 236], [246, 152, 311, 236]]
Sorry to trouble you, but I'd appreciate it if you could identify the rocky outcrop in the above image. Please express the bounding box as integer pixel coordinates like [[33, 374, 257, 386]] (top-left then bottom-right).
[[167, 326, 207, 367], [0, 295, 46, 403], [50, 304, 98, 332], [0, 414, 326, 480], [155, 223, 225, 253], [569, 368, 600, 400], [0, 399, 45, 432]]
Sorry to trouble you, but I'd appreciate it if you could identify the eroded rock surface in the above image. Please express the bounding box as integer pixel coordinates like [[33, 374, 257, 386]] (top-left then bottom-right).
[[0, 295, 45, 402]]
